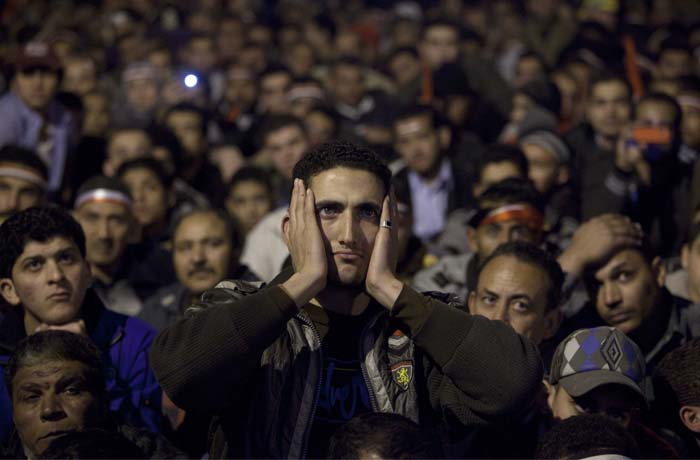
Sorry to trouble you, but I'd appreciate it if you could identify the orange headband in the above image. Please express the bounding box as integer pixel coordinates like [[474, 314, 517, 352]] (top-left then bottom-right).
[[479, 204, 544, 230]]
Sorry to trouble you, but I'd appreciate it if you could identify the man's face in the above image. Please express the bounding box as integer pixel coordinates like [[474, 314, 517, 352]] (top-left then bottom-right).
[[104, 130, 152, 176], [0, 171, 44, 223], [165, 111, 205, 158], [419, 25, 459, 69], [590, 249, 664, 335], [305, 111, 336, 146], [468, 215, 541, 261], [304, 167, 385, 287], [225, 180, 272, 235], [125, 78, 158, 113], [682, 237, 700, 302], [656, 49, 691, 80], [469, 256, 555, 344], [258, 72, 291, 114], [224, 69, 256, 110], [264, 125, 309, 179], [521, 143, 563, 194], [62, 59, 97, 96], [120, 167, 169, 228], [12, 360, 101, 457], [174, 213, 232, 295], [183, 37, 217, 74], [634, 99, 676, 145], [331, 64, 365, 107], [0, 237, 91, 327], [81, 93, 110, 137], [514, 56, 545, 89], [548, 384, 641, 428], [74, 201, 132, 269], [393, 115, 442, 177], [681, 99, 700, 149], [586, 81, 631, 140], [14, 68, 59, 112]]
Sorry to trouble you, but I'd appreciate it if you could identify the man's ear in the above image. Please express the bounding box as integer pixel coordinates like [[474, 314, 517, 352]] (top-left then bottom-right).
[[681, 244, 690, 269], [543, 380, 556, 411], [651, 256, 667, 288], [680, 406, 700, 433], [543, 308, 563, 340], [0, 278, 21, 306], [556, 165, 570, 186], [281, 211, 291, 248], [467, 290, 476, 314], [466, 226, 479, 254], [438, 126, 451, 149]]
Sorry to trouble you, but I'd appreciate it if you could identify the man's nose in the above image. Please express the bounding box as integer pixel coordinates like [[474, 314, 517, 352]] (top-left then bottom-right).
[[97, 219, 110, 239], [40, 394, 66, 422], [602, 282, 621, 307], [45, 259, 65, 283], [338, 211, 358, 245], [492, 303, 509, 323]]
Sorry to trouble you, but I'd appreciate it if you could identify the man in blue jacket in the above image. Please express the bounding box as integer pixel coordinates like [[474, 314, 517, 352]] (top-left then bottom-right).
[[0, 205, 162, 444]]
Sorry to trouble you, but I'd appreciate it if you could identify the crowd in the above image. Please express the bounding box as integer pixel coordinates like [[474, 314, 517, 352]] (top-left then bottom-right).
[[1, 0, 700, 458]]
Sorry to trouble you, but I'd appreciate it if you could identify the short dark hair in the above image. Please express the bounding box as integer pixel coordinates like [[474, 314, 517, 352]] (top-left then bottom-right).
[[327, 413, 440, 459], [228, 165, 274, 197], [117, 157, 174, 188], [5, 330, 105, 401], [41, 428, 146, 459], [477, 241, 564, 312], [535, 414, 639, 459], [292, 141, 391, 195], [475, 144, 529, 182], [393, 104, 441, 132], [257, 114, 307, 148], [653, 338, 700, 431], [0, 145, 48, 180], [0, 205, 86, 278], [478, 177, 544, 213]]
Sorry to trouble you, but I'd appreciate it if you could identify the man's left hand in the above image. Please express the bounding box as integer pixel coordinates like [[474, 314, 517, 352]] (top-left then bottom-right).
[[366, 192, 404, 310]]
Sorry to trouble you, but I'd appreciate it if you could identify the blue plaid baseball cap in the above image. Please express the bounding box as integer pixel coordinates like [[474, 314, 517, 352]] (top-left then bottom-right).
[[549, 327, 647, 400]]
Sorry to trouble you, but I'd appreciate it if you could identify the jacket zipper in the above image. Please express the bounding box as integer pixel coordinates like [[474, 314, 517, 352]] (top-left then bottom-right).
[[298, 313, 323, 459], [359, 313, 383, 412]]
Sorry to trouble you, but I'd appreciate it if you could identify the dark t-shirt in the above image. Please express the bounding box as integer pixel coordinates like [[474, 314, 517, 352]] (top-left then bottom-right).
[[304, 305, 375, 458]]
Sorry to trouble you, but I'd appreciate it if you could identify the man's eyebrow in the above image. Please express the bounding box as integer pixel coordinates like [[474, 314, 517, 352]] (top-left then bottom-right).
[[56, 375, 88, 390], [482, 288, 500, 298], [314, 199, 343, 208]]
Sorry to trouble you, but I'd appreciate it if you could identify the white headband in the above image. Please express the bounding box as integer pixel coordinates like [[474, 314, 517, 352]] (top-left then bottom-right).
[[74, 188, 132, 209], [0, 165, 47, 190]]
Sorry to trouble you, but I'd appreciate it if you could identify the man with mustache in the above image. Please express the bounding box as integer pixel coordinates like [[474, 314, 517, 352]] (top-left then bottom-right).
[[150, 141, 543, 459], [140, 209, 257, 332]]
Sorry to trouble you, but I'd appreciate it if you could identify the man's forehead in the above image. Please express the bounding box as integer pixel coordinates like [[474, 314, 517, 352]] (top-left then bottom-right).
[[175, 214, 226, 240], [14, 361, 88, 389], [481, 255, 548, 287], [595, 248, 647, 276], [77, 200, 130, 217], [19, 236, 79, 259], [394, 115, 431, 137], [307, 167, 385, 200]]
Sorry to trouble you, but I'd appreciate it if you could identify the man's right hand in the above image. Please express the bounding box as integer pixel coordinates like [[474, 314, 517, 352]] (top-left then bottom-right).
[[280, 179, 327, 307], [558, 214, 643, 277]]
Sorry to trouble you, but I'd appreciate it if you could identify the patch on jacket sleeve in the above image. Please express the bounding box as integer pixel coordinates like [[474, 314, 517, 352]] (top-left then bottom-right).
[[390, 360, 413, 391], [431, 272, 449, 288]]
